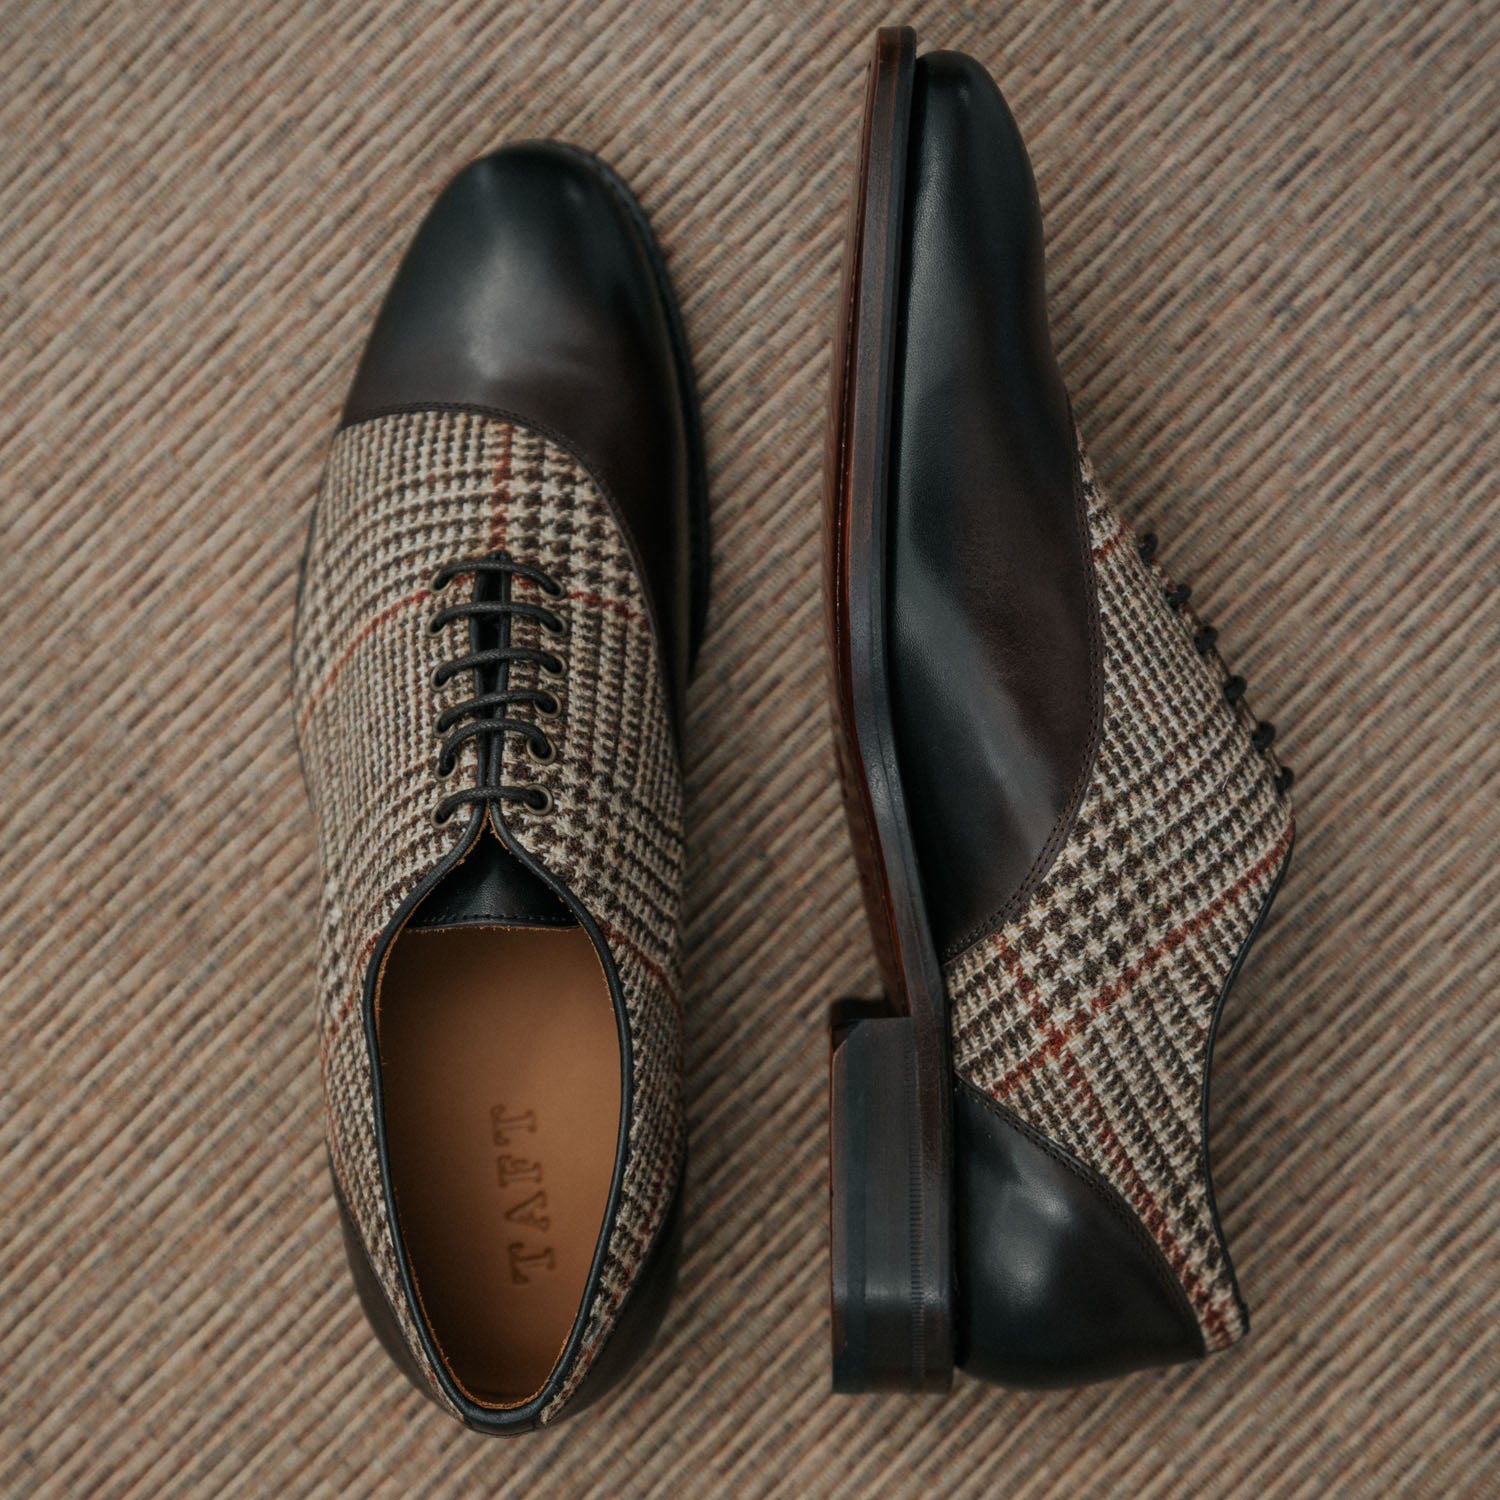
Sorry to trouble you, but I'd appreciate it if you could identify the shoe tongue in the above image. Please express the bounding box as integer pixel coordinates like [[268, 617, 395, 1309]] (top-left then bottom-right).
[[409, 825, 574, 931]]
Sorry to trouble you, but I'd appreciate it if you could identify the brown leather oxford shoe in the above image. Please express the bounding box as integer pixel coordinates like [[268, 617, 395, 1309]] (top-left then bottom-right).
[[293, 143, 706, 1432], [825, 28, 1294, 1392]]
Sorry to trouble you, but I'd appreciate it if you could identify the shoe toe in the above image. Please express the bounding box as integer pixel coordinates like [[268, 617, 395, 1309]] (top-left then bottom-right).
[[342, 142, 696, 695]]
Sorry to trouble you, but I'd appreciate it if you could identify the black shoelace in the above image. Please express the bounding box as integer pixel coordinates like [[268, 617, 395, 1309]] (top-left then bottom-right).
[[1138, 531, 1295, 796], [426, 555, 566, 826]]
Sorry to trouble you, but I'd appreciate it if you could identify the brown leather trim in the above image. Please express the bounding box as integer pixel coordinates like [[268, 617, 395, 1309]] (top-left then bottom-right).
[[940, 416, 1106, 964]]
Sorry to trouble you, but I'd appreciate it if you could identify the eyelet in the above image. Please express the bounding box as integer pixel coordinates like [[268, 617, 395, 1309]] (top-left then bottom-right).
[[541, 611, 567, 639], [528, 736, 556, 765], [430, 570, 451, 594], [539, 654, 566, 682], [430, 804, 455, 828], [429, 665, 448, 690], [425, 614, 446, 637], [537, 574, 565, 599], [534, 692, 562, 720], [434, 754, 456, 781], [522, 787, 554, 816]]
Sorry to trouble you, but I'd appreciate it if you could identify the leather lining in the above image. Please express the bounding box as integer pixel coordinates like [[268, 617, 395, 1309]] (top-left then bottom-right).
[[375, 922, 621, 1408]]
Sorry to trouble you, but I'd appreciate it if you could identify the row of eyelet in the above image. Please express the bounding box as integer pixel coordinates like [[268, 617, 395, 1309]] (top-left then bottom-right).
[[528, 589, 567, 773], [425, 566, 568, 825], [1139, 530, 1294, 795]]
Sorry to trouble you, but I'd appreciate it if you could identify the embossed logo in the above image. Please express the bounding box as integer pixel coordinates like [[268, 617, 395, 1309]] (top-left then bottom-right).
[[491, 1106, 555, 1283]]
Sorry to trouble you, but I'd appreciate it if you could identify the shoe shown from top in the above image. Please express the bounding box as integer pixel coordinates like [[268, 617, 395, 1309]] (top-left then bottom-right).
[[292, 143, 707, 1432], [824, 29, 1294, 1391]]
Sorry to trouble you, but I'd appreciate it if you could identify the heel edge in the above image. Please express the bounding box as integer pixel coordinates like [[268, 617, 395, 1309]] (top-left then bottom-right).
[[830, 1013, 954, 1392]]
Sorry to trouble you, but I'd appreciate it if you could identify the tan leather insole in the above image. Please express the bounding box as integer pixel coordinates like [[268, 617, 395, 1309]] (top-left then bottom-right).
[[376, 923, 620, 1407]]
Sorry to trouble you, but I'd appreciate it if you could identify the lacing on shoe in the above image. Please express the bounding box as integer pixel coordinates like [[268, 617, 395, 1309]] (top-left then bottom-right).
[[425, 554, 566, 826], [1137, 530, 1295, 796]]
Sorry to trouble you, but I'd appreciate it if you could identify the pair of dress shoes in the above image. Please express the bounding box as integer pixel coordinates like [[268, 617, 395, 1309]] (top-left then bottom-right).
[[291, 28, 1294, 1434]]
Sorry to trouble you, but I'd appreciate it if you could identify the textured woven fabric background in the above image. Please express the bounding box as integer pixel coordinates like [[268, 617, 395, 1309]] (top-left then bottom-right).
[[1, 1, 1495, 1495]]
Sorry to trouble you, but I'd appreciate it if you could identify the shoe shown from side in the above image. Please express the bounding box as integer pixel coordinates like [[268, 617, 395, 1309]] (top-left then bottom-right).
[[824, 28, 1294, 1392], [292, 143, 707, 1432]]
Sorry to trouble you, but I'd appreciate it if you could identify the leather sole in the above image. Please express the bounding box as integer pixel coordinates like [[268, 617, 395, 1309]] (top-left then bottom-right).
[[823, 26, 955, 1393]]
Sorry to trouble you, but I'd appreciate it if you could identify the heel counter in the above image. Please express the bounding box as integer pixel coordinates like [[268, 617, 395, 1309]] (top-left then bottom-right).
[[954, 1082, 1206, 1387]]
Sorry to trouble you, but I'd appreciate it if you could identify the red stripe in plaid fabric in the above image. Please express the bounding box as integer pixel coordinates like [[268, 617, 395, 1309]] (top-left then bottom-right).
[[567, 588, 647, 624], [998, 823, 1293, 1096], [295, 586, 430, 737], [599, 920, 675, 1004]]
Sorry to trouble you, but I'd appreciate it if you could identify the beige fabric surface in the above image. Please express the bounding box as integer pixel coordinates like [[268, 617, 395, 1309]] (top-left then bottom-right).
[[1, 1, 1495, 1495]]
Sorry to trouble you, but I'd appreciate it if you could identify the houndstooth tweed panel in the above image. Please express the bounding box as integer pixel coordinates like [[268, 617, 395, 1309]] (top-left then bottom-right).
[[291, 408, 684, 1421], [947, 442, 1294, 1352]]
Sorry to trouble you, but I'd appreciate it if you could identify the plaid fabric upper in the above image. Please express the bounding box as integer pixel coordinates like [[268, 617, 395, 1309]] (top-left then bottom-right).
[[947, 443, 1294, 1351], [291, 408, 685, 1422]]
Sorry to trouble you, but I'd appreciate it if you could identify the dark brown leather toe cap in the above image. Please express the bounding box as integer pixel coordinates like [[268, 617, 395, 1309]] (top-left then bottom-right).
[[342, 141, 701, 711]]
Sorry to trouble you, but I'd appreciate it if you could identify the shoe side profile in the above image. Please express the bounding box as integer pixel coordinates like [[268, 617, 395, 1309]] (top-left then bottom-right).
[[825, 29, 1295, 1391], [292, 142, 706, 1432]]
